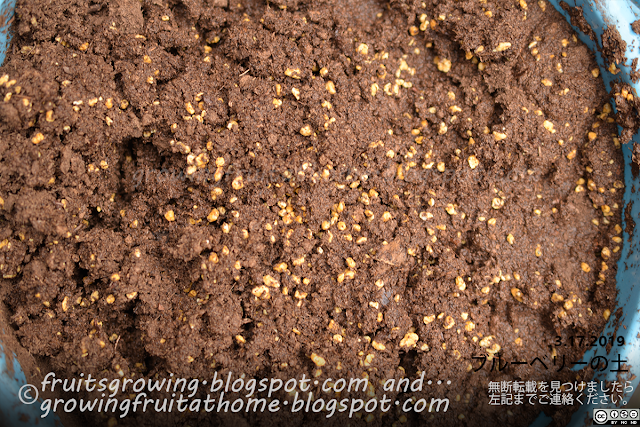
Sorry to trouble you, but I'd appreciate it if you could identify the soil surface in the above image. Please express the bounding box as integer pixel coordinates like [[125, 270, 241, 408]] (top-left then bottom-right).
[[0, 0, 632, 426]]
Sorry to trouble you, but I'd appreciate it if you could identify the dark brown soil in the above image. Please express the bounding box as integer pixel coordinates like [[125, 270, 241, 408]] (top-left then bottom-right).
[[601, 26, 627, 69], [0, 0, 630, 426], [559, 1, 596, 41], [631, 58, 640, 84], [611, 82, 640, 145]]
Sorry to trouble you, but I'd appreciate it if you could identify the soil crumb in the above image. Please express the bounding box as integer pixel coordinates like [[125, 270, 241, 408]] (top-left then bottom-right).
[[560, 1, 596, 41], [612, 82, 640, 145], [601, 26, 627, 68]]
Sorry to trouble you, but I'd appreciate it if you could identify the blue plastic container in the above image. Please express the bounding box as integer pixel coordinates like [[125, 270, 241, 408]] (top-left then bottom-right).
[[0, 1, 639, 426]]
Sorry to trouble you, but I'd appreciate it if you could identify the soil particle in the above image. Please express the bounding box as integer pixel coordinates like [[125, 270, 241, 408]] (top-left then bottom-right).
[[612, 82, 640, 144], [631, 58, 640, 84], [601, 26, 627, 68], [625, 201, 635, 243], [560, 1, 596, 41]]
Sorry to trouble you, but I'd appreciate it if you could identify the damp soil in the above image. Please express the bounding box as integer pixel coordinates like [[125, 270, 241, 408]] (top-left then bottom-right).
[[631, 58, 640, 84], [611, 82, 640, 146], [0, 0, 634, 426], [559, 1, 596, 42]]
